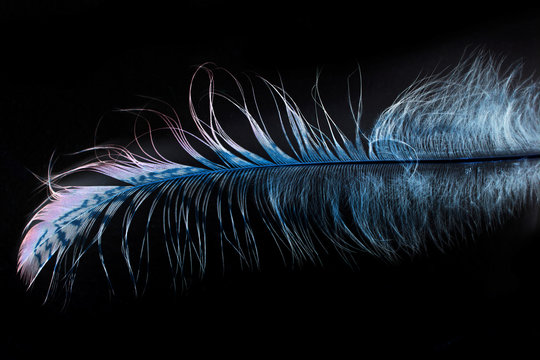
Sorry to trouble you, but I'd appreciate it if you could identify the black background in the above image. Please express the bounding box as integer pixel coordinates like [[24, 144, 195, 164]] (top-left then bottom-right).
[[2, 0, 540, 358]]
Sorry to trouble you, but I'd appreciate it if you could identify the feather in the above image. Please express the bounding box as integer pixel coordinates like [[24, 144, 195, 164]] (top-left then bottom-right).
[[18, 54, 540, 298]]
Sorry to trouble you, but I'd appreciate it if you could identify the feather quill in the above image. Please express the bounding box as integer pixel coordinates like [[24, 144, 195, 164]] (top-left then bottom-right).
[[18, 54, 540, 297]]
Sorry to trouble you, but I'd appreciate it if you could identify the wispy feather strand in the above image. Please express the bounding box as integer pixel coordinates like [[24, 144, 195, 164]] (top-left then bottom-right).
[[18, 54, 540, 298]]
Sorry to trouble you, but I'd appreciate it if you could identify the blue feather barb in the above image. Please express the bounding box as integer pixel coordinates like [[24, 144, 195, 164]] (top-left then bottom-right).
[[18, 54, 540, 298]]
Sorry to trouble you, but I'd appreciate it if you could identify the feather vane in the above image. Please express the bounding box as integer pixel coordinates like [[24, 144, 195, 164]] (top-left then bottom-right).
[[18, 55, 540, 296]]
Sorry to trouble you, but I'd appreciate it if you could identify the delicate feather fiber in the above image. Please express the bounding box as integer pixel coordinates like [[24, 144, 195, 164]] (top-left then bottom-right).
[[18, 55, 540, 296]]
